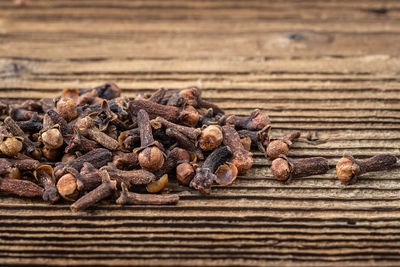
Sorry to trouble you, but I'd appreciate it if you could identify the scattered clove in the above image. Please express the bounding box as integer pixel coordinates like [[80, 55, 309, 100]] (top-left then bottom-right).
[[0, 177, 44, 198], [133, 110, 165, 172], [34, 165, 60, 204], [116, 183, 179, 205], [190, 146, 232, 194], [267, 131, 300, 159], [222, 125, 253, 174], [70, 169, 117, 212], [270, 155, 329, 183], [336, 154, 398, 184]]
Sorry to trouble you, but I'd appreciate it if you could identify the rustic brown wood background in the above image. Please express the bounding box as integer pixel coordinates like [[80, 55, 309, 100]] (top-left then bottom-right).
[[1, 0, 400, 266]]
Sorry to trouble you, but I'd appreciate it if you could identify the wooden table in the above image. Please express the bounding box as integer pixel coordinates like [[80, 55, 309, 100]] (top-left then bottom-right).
[[1, 0, 400, 266]]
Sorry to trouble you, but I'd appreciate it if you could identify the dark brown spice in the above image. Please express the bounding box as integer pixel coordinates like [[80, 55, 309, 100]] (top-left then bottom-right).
[[116, 182, 179, 205], [222, 125, 253, 174], [70, 169, 117, 212], [336, 154, 398, 184], [238, 125, 271, 153], [267, 131, 301, 159], [34, 165, 60, 204], [101, 163, 156, 189], [54, 148, 112, 179], [166, 127, 204, 160], [220, 109, 270, 131], [190, 146, 232, 194], [134, 110, 165, 172], [152, 116, 201, 141], [0, 177, 44, 198], [270, 155, 329, 183], [4, 116, 42, 159]]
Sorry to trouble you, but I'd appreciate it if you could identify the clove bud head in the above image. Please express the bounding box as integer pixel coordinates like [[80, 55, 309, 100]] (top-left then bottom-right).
[[336, 156, 357, 183], [56, 173, 79, 201], [198, 125, 223, 151], [0, 136, 23, 157], [270, 157, 291, 181], [56, 97, 78, 122], [41, 128, 63, 149], [176, 162, 195, 185], [231, 150, 253, 174], [138, 146, 165, 172], [267, 140, 289, 159]]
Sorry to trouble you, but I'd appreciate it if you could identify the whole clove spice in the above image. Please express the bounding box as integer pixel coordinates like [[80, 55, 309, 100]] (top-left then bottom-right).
[[0, 177, 44, 198], [152, 116, 201, 141], [270, 155, 329, 183], [70, 169, 117, 212], [166, 127, 204, 160], [34, 165, 60, 204], [198, 125, 223, 151], [101, 163, 156, 189], [133, 110, 165, 172], [176, 162, 195, 185], [16, 112, 42, 133], [54, 148, 112, 179], [76, 116, 119, 150], [116, 182, 179, 205], [128, 99, 199, 127], [222, 125, 253, 174], [0, 135, 23, 157], [220, 109, 270, 131], [190, 146, 232, 194], [4, 116, 42, 159], [267, 131, 301, 159], [238, 125, 271, 153], [336, 154, 398, 184]]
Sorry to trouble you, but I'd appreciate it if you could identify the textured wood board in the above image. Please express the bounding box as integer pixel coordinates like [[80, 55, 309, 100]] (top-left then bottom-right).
[[0, 0, 400, 266]]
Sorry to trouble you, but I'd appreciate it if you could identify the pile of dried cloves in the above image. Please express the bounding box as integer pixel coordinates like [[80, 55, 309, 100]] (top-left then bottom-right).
[[0, 83, 398, 211]]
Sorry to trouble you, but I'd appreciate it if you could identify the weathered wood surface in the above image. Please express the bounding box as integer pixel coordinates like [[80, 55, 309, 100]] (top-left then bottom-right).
[[1, 0, 400, 266]]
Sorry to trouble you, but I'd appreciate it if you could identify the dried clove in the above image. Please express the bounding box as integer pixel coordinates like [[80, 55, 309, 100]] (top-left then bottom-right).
[[177, 87, 225, 115], [220, 109, 270, 131], [0, 135, 23, 157], [128, 99, 199, 127], [34, 165, 60, 204], [116, 182, 179, 205], [133, 110, 165, 172], [64, 127, 99, 154], [76, 116, 119, 150], [16, 112, 42, 133], [70, 169, 117, 212], [176, 162, 195, 185], [198, 125, 223, 151], [267, 131, 300, 159], [4, 116, 42, 159], [0, 177, 44, 198], [148, 88, 167, 103], [222, 125, 253, 174], [54, 148, 112, 179], [113, 151, 139, 170], [166, 127, 204, 160], [56, 97, 78, 122], [190, 146, 232, 194], [336, 154, 398, 184], [101, 163, 156, 189], [40, 125, 63, 149], [238, 125, 271, 153], [270, 155, 329, 183], [152, 116, 201, 141]]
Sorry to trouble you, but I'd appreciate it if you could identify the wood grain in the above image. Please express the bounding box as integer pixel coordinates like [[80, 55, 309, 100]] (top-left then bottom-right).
[[0, 0, 400, 266]]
